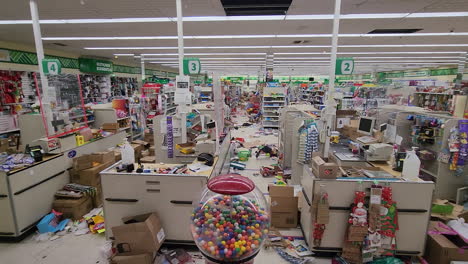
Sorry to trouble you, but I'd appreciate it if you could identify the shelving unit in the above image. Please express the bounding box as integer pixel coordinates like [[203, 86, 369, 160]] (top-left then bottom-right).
[[80, 74, 112, 104], [198, 87, 213, 103], [262, 87, 287, 129], [163, 86, 177, 115], [110, 77, 138, 97]]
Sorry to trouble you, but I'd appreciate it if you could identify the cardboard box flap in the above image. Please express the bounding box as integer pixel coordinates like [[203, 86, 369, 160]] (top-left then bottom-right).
[[430, 234, 460, 249], [312, 156, 326, 166], [268, 185, 294, 197]]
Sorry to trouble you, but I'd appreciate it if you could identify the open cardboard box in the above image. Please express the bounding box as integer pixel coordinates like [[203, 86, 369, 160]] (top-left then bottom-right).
[[112, 212, 165, 256], [425, 221, 468, 264]]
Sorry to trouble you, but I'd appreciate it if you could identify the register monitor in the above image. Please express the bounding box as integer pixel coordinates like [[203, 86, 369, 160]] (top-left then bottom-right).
[[357, 117, 375, 135]]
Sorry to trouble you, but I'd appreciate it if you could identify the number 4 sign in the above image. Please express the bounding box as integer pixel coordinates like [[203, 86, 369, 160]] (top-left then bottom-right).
[[335, 57, 354, 75], [183, 57, 201, 75], [42, 59, 61, 75]]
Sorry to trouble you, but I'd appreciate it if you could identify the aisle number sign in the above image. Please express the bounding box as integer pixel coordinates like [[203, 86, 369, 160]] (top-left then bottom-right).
[[183, 57, 201, 75], [42, 59, 61, 75], [335, 57, 354, 75]]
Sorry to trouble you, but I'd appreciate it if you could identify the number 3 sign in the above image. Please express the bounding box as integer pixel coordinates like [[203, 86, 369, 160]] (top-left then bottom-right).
[[335, 58, 354, 75], [183, 57, 201, 75], [42, 59, 61, 75]]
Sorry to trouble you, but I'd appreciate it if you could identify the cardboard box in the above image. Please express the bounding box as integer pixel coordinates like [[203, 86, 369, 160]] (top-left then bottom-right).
[[132, 140, 150, 148], [269, 185, 298, 228], [103, 123, 119, 130], [144, 133, 154, 143], [0, 138, 9, 152], [112, 213, 165, 256], [52, 196, 93, 220], [91, 151, 115, 164], [111, 253, 153, 264], [114, 149, 122, 162], [149, 146, 155, 156], [425, 221, 468, 264], [431, 199, 467, 222], [140, 156, 155, 163], [131, 143, 143, 159], [75, 161, 113, 187], [311, 156, 338, 179], [72, 154, 93, 171]]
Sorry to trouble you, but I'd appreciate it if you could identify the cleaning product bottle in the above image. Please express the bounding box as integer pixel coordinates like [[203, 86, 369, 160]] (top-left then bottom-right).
[[121, 139, 135, 166], [402, 147, 420, 181]]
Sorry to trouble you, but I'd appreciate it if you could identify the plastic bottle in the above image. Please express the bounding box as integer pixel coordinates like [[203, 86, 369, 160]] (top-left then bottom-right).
[[402, 147, 421, 181], [121, 139, 135, 165]]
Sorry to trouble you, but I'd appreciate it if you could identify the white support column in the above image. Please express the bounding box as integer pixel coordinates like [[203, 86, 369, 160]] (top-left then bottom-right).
[[176, 0, 187, 143], [176, 0, 184, 75], [212, 72, 224, 154], [29, 0, 54, 134], [141, 55, 146, 81], [323, 0, 342, 158]]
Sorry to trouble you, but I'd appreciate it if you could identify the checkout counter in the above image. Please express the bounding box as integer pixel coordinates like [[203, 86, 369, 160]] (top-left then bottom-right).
[[0, 154, 68, 240], [299, 116, 435, 256], [100, 130, 233, 243]]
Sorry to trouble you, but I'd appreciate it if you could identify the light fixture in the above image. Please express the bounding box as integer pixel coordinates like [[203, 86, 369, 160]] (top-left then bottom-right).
[[3, 12, 468, 25], [88, 44, 468, 50], [275, 51, 465, 55], [45, 32, 468, 41]]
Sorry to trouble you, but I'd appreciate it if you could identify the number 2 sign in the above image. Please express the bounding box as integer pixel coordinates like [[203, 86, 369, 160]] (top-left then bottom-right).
[[335, 58, 354, 75]]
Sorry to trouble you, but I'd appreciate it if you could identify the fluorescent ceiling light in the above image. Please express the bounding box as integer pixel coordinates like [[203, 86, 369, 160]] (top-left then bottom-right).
[[113, 53, 135, 56], [4, 12, 468, 25], [87, 44, 468, 50], [275, 51, 465, 55], [144, 57, 265, 61], [140, 53, 266, 56]]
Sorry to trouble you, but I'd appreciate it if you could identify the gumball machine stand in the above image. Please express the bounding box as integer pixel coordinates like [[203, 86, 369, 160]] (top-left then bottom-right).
[[190, 174, 270, 264]]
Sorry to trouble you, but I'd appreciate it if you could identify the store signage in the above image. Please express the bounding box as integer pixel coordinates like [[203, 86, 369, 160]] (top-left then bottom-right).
[[42, 59, 61, 75], [404, 70, 429, 77], [336, 57, 354, 75], [0, 49, 10, 62], [183, 57, 201, 75], [79, 58, 113, 74]]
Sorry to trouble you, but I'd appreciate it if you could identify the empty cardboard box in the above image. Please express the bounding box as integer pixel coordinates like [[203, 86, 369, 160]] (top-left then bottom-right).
[[311, 156, 338, 179], [52, 196, 93, 220], [269, 185, 298, 228], [425, 221, 468, 264], [112, 213, 166, 256]]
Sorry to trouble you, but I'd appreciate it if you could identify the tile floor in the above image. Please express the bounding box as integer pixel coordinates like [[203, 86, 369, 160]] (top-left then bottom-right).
[[0, 111, 331, 264]]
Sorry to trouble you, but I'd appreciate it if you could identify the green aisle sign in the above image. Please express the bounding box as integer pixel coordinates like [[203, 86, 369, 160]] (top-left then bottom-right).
[[336, 57, 354, 75], [183, 57, 201, 75], [42, 59, 61, 75], [79, 58, 113, 74]]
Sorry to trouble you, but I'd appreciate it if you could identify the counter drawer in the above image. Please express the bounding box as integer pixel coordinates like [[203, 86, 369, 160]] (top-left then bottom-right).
[[9, 155, 65, 194], [142, 176, 207, 204], [12, 171, 68, 234], [101, 174, 147, 200]]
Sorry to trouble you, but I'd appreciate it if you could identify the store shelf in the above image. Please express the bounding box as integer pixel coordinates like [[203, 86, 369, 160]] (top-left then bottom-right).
[[76, 120, 95, 126], [263, 101, 285, 103], [119, 126, 131, 131], [0, 129, 20, 135], [117, 116, 130, 121], [70, 113, 93, 119]]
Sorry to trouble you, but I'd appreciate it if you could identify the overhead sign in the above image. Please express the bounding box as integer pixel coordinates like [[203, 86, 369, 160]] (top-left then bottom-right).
[[183, 57, 201, 75], [42, 59, 61, 75], [335, 57, 354, 75], [0, 49, 10, 62], [79, 58, 113, 74]]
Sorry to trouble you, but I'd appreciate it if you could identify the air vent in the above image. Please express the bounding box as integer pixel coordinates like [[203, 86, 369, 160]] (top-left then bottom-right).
[[368, 29, 423, 34], [52, 42, 68, 47], [292, 40, 310, 44], [220, 0, 292, 16]]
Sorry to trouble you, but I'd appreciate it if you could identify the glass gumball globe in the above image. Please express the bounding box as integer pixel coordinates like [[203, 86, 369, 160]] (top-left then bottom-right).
[[190, 174, 270, 263]]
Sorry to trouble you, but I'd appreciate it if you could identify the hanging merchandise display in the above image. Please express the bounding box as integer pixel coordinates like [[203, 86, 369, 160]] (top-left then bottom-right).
[[342, 189, 368, 263], [190, 174, 269, 264], [312, 190, 329, 247], [378, 186, 399, 257], [297, 121, 319, 164]]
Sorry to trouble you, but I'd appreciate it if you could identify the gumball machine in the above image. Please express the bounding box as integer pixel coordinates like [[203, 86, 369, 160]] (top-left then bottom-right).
[[191, 174, 270, 264]]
